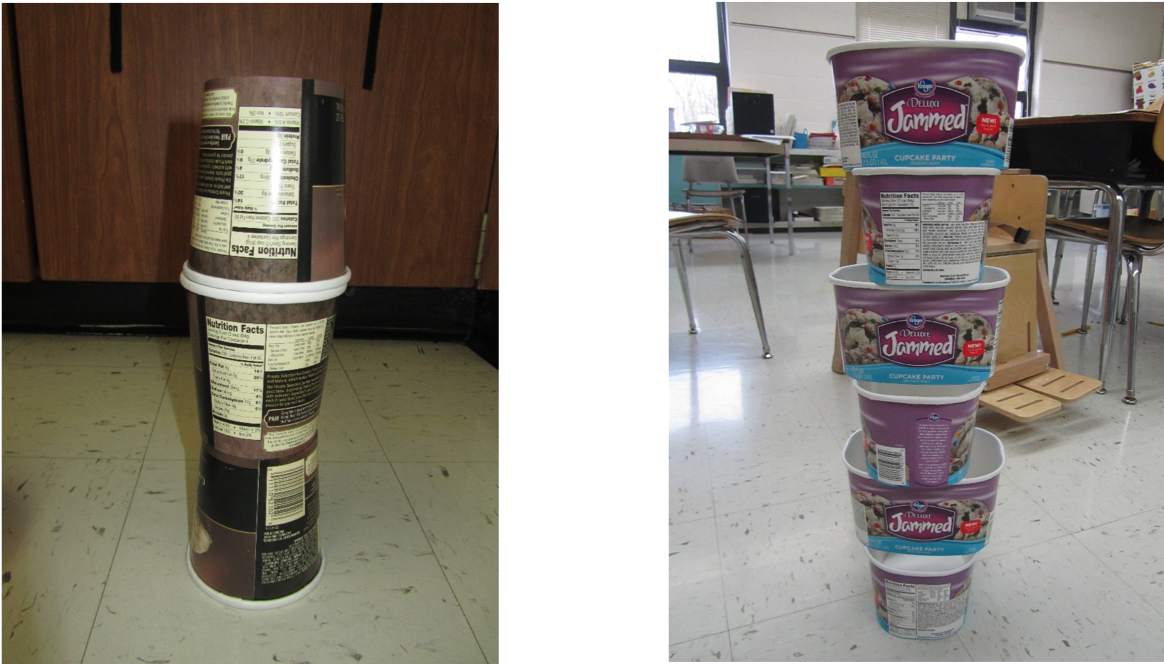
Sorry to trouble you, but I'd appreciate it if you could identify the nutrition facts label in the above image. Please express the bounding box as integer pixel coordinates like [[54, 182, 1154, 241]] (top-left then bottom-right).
[[231, 107, 301, 259], [205, 315, 332, 444], [880, 191, 984, 285], [885, 580, 968, 639]]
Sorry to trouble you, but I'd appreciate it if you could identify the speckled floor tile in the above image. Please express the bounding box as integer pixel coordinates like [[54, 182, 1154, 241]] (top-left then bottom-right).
[[2, 457, 141, 664], [349, 371, 498, 463], [394, 462, 498, 664], [82, 460, 486, 664], [3, 365, 170, 459], [717, 490, 869, 630], [671, 426, 715, 526], [959, 536, 1164, 660], [331, 339, 493, 372], [1073, 507, 1164, 609], [3, 334, 179, 370], [728, 592, 973, 661], [671, 517, 729, 645], [2, 332, 29, 358], [670, 631, 732, 661], [977, 475, 1071, 561]]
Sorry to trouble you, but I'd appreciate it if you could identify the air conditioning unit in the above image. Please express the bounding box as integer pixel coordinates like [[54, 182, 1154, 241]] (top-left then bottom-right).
[[968, 2, 1026, 26]]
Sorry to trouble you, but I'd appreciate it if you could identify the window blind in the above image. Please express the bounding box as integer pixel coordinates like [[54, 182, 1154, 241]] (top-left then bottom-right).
[[856, 2, 951, 41]]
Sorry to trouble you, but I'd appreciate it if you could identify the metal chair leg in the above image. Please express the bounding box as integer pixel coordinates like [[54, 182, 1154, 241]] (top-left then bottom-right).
[[673, 240, 698, 334], [724, 232, 772, 359], [1096, 188, 1126, 396], [1050, 238, 1066, 304], [1122, 252, 1142, 405], [1118, 260, 1132, 324], [1079, 243, 1097, 334]]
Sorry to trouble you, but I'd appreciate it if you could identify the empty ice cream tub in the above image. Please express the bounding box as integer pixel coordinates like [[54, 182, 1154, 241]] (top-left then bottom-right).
[[855, 381, 984, 487], [845, 427, 1003, 556], [826, 40, 1024, 169], [855, 167, 998, 286], [830, 264, 1010, 385], [868, 549, 976, 639]]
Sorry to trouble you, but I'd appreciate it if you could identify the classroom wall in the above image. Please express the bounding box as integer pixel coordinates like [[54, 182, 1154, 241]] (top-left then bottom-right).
[[1034, 2, 1164, 115], [725, 3, 855, 134]]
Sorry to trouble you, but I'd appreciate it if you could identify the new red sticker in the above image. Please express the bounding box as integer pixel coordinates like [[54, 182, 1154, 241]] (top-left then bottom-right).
[[963, 340, 985, 358], [961, 519, 981, 535], [976, 114, 1001, 136]]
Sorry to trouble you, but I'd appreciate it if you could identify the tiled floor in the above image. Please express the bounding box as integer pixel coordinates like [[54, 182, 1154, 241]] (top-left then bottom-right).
[[2, 335, 497, 664], [669, 233, 1164, 661]]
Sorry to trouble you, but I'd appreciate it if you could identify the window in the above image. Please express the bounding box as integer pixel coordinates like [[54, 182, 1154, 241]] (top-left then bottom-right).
[[954, 26, 1030, 117], [667, 3, 729, 130], [856, 3, 951, 41]]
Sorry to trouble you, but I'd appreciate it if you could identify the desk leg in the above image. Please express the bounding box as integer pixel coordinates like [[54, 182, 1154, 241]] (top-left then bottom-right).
[[765, 156, 775, 242], [1096, 187, 1126, 394], [785, 150, 795, 255]]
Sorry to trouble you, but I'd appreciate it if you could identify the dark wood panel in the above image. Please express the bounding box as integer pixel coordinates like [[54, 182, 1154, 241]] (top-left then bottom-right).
[[345, 4, 499, 287], [16, 4, 366, 282], [479, 137, 498, 291], [2, 6, 37, 282]]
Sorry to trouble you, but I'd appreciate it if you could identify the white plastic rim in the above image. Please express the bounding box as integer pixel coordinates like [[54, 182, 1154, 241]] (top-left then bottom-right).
[[187, 547, 325, 610], [851, 167, 1001, 177], [854, 379, 985, 405], [826, 40, 1026, 61], [843, 427, 1005, 483], [182, 261, 351, 294], [181, 265, 349, 304], [868, 548, 977, 577], [829, 264, 1011, 291]]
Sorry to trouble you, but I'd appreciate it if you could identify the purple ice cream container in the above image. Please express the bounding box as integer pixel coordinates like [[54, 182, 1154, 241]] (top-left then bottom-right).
[[844, 427, 1003, 556], [868, 549, 976, 639], [825, 40, 1025, 169], [855, 167, 998, 286], [830, 264, 1010, 385], [855, 381, 984, 487]]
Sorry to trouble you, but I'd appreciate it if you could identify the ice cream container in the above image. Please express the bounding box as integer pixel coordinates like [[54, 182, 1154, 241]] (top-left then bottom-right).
[[830, 264, 1010, 385], [845, 427, 1003, 556], [855, 381, 984, 487], [181, 263, 348, 605], [826, 40, 1024, 169], [868, 549, 976, 639], [855, 167, 998, 286], [189, 76, 346, 283]]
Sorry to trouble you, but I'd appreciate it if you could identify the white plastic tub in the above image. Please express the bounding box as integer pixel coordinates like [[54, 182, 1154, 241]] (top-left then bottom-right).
[[868, 549, 976, 639]]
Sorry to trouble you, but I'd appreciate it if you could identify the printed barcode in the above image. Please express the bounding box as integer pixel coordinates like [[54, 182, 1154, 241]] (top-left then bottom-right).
[[266, 460, 305, 526], [876, 446, 907, 486]]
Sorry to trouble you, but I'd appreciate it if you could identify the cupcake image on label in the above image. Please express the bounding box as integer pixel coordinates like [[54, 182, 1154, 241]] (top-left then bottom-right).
[[946, 76, 1011, 151], [839, 308, 888, 366], [840, 75, 895, 145]]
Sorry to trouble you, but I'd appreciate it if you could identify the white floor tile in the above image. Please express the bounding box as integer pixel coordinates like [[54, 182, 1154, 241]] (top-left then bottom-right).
[[728, 592, 973, 661], [332, 339, 493, 372], [82, 460, 486, 664], [349, 371, 498, 463], [3, 334, 179, 370], [394, 463, 498, 664], [2, 457, 141, 664], [1073, 507, 1164, 609], [717, 490, 870, 630], [3, 366, 170, 459], [670, 427, 716, 526], [959, 537, 1164, 660], [669, 631, 732, 661], [2, 332, 29, 358], [978, 475, 1071, 561], [671, 517, 729, 644]]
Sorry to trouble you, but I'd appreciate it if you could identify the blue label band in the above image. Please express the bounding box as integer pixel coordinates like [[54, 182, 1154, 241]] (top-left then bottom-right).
[[844, 363, 990, 385], [861, 142, 1004, 169], [866, 535, 986, 556]]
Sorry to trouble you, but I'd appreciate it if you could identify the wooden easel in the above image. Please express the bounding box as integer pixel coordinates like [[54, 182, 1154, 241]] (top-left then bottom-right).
[[830, 171, 1100, 422]]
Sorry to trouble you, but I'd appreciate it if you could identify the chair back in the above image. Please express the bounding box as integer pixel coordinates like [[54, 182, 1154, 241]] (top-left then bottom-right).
[[682, 156, 739, 185]]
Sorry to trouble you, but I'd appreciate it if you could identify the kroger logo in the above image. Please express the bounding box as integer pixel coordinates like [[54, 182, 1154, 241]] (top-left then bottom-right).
[[907, 314, 925, 329], [915, 78, 936, 96], [912, 501, 927, 511], [929, 413, 939, 421]]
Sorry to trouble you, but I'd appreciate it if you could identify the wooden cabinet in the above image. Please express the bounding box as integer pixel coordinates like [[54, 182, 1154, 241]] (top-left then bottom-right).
[[479, 140, 498, 291], [2, 6, 36, 282], [10, 4, 497, 286]]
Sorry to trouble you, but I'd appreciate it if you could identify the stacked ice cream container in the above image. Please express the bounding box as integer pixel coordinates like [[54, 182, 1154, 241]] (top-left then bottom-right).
[[825, 41, 1024, 639], [181, 76, 348, 608]]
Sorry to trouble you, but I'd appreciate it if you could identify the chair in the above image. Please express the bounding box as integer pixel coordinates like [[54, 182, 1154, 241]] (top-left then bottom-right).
[[1046, 192, 1164, 404], [682, 156, 749, 234], [669, 211, 772, 359]]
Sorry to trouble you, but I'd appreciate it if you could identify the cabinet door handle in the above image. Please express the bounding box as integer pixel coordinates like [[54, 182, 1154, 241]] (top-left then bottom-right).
[[362, 3, 382, 90], [109, 3, 122, 73]]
